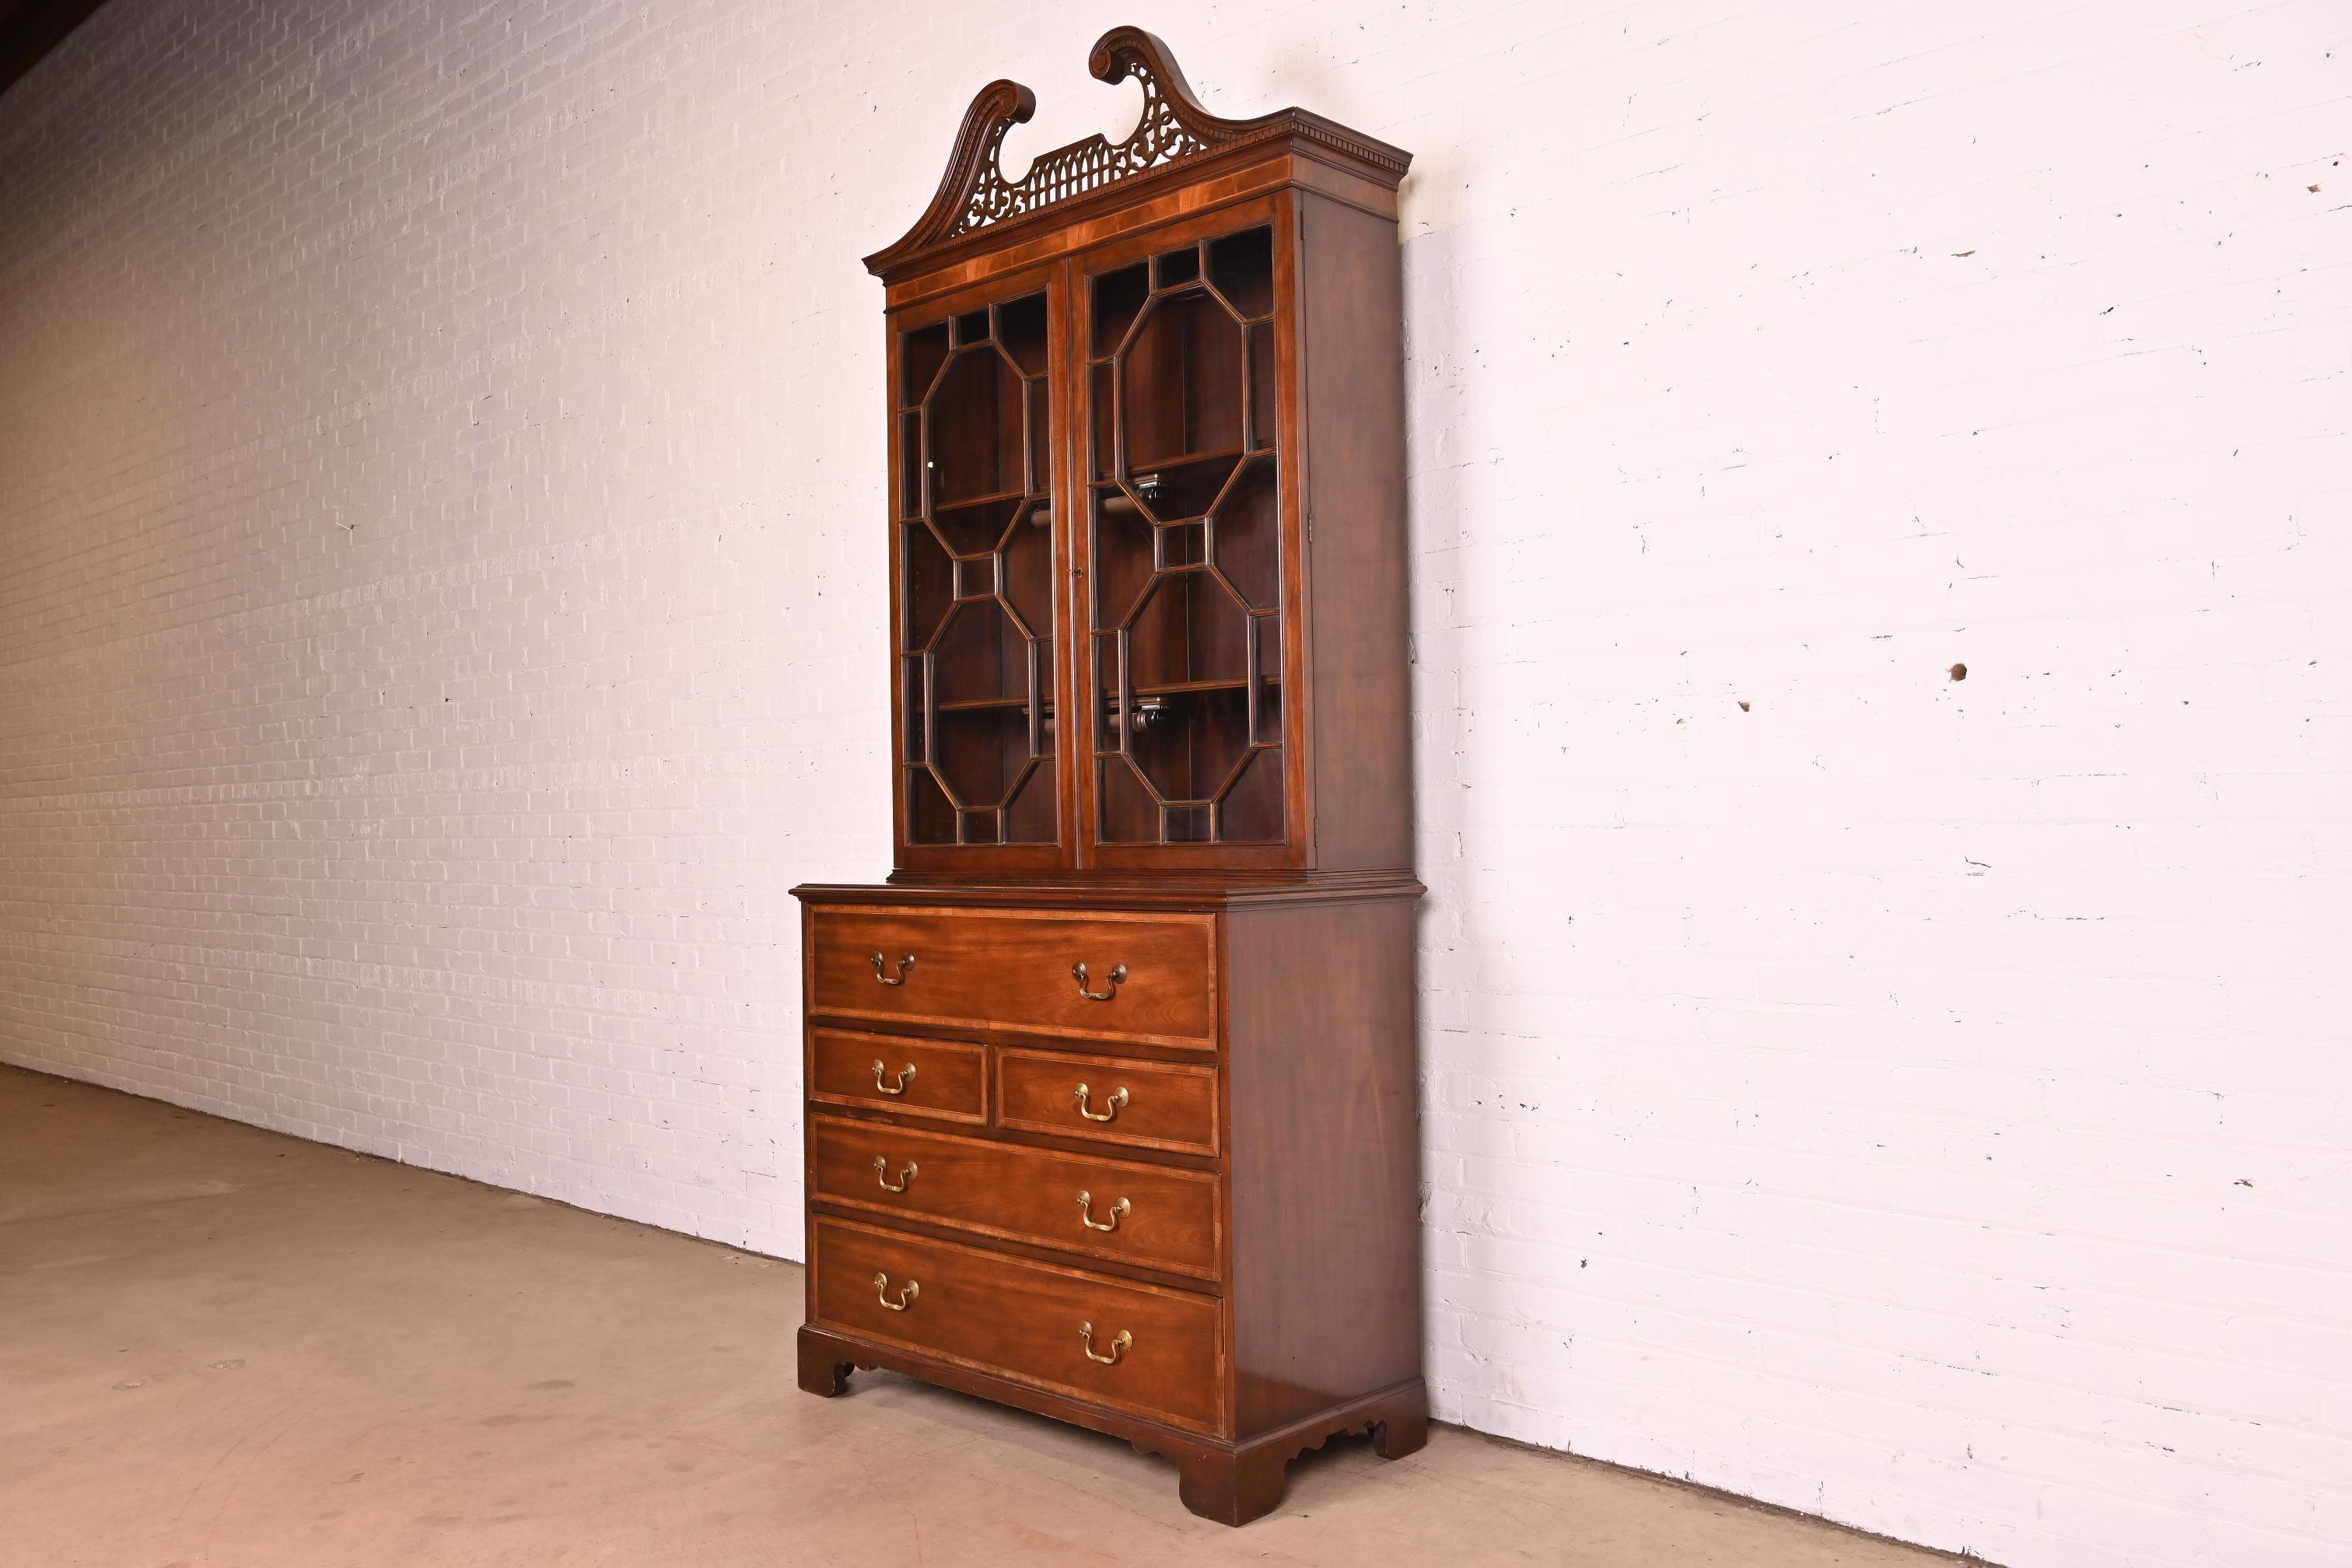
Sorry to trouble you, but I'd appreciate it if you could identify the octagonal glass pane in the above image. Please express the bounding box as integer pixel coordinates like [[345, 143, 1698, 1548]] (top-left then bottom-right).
[[933, 495, 1020, 559], [1247, 324, 1275, 452], [903, 523, 955, 650], [1132, 452, 1236, 525], [901, 322, 950, 407], [1207, 457, 1277, 610], [898, 411, 922, 517], [928, 346, 1024, 507], [901, 655, 926, 765], [907, 768, 955, 845], [998, 293, 1049, 376], [999, 502, 1052, 640], [1091, 262, 1150, 357], [1129, 684, 1250, 806], [1118, 290, 1244, 472], [1003, 760, 1055, 844], [933, 709, 1030, 810], [931, 598, 1027, 708], [1091, 488, 1157, 630], [1208, 227, 1274, 320], [1097, 758, 1158, 844], [1126, 571, 1248, 693], [1216, 747, 1284, 843]]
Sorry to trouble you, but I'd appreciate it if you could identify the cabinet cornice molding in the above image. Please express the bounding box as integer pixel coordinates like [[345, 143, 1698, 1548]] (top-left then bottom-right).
[[864, 26, 1411, 280]]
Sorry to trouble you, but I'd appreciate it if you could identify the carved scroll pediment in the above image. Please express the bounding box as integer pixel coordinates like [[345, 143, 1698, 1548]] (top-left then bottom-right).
[[864, 26, 1410, 277]]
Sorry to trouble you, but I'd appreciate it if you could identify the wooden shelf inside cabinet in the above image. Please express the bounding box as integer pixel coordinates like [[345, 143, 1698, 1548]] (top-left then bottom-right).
[[925, 701, 1036, 717], [806, 23, 1419, 1529], [1131, 677, 1277, 698]]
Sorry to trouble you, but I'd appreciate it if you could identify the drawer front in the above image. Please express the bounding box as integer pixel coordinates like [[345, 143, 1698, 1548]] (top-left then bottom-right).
[[812, 1216, 1223, 1433], [808, 906, 1216, 1049], [811, 1116, 1220, 1279], [997, 1048, 1219, 1156], [809, 1027, 985, 1124]]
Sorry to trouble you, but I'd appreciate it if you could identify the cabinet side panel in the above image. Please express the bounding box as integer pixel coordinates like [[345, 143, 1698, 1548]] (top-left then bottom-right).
[[1297, 193, 1413, 873], [800, 897, 821, 1283], [1225, 898, 1423, 1437]]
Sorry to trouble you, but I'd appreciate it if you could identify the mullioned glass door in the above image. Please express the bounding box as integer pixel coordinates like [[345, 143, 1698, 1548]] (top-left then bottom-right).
[[892, 285, 1060, 850], [1082, 220, 1288, 850]]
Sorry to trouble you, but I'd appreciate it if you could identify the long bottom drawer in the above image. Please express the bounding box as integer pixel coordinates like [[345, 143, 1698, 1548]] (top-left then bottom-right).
[[810, 1216, 1224, 1434]]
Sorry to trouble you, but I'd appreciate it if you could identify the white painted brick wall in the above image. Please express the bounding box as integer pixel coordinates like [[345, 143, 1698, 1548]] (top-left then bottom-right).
[[2, 2, 2345, 1563]]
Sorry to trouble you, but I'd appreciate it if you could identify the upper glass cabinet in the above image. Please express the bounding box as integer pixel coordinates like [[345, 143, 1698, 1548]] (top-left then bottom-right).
[[1083, 222, 1287, 851], [868, 32, 1414, 883], [893, 288, 1059, 851], [880, 198, 1380, 877]]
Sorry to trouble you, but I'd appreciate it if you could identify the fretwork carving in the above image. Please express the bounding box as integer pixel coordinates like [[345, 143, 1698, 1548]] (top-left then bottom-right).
[[864, 26, 1410, 277]]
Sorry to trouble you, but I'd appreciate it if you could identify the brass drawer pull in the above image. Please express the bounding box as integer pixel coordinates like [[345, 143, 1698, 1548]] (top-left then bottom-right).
[[871, 1059, 917, 1095], [874, 1272, 919, 1311], [1073, 1083, 1129, 1122], [1076, 1191, 1130, 1232], [872, 1156, 918, 1193], [1072, 961, 1127, 1002], [1079, 1322, 1132, 1365], [871, 952, 915, 986]]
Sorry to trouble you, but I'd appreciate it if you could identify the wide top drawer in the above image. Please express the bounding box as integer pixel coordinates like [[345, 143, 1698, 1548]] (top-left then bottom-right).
[[807, 905, 1216, 1050]]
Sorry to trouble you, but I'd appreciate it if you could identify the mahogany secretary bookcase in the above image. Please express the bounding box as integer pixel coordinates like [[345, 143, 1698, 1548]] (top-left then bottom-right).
[[792, 27, 1421, 1525]]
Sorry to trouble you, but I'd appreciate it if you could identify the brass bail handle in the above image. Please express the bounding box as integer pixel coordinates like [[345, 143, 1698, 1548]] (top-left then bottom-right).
[[1076, 1191, 1130, 1232], [871, 1059, 916, 1095], [1073, 1083, 1129, 1123], [1072, 961, 1126, 1002], [874, 1273, 919, 1311], [872, 1156, 918, 1193], [1078, 1323, 1132, 1366], [871, 952, 915, 986]]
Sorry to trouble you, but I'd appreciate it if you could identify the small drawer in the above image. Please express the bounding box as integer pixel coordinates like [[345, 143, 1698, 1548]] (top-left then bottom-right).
[[811, 1216, 1223, 1433], [811, 1115, 1220, 1279], [997, 1048, 1219, 1156], [809, 1028, 985, 1124], [807, 905, 1216, 1049]]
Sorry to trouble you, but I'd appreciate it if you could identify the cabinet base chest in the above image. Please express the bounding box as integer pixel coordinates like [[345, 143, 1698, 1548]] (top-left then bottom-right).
[[793, 881, 1426, 1524]]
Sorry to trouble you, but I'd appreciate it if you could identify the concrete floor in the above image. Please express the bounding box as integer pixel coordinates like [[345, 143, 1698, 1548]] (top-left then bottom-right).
[[1, 1065, 1966, 1567]]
